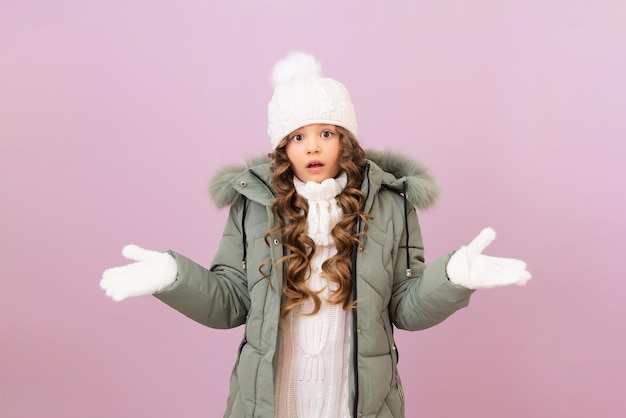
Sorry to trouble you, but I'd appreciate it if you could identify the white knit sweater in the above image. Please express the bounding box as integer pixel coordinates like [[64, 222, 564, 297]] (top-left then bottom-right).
[[274, 174, 352, 418]]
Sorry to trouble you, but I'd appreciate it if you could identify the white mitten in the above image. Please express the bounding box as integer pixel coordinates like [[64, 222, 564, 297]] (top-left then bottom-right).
[[446, 228, 531, 289], [100, 244, 178, 301]]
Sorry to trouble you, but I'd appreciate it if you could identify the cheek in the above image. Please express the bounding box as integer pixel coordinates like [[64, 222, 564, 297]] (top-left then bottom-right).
[[285, 147, 297, 165], [285, 152, 303, 174], [332, 144, 343, 165]]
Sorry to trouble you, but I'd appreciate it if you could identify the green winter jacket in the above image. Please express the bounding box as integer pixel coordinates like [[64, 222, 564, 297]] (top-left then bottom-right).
[[155, 150, 474, 418]]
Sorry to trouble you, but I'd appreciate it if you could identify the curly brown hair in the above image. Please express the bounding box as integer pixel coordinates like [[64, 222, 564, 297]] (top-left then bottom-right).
[[264, 126, 370, 319]]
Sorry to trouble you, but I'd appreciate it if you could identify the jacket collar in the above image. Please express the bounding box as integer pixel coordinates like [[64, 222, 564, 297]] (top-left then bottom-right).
[[208, 150, 439, 209]]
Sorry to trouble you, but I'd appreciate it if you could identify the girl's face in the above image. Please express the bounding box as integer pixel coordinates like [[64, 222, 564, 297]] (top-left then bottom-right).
[[285, 124, 342, 183]]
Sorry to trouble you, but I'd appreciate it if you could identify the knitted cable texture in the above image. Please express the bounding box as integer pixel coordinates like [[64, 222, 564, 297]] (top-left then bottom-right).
[[275, 173, 351, 418]]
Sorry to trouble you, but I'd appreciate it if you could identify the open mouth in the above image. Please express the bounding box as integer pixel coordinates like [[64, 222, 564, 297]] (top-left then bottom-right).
[[306, 161, 324, 168]]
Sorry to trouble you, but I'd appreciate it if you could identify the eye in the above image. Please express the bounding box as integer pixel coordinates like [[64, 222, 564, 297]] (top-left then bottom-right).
[[290, 134, 303, 142], [321, 130, 335, 139]]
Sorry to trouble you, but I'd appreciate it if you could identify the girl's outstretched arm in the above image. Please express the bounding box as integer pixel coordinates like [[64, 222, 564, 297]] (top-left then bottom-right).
[[154, 201, 251, 329], [101, 200, 251, 329], [390, 206, 475, 331]]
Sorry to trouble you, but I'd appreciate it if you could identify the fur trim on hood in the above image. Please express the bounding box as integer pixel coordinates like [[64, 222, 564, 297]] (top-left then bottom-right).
[[208, 155, 271, 209], [208, 150, 439, 209], [365, 149, 439, 209]]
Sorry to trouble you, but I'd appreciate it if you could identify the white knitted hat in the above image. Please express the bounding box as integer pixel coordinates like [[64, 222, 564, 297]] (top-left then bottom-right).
[[267, 52, 358, 149]]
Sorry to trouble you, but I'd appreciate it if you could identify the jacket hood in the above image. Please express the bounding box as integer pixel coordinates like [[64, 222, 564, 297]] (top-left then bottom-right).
[[208, 150, 439, 209]]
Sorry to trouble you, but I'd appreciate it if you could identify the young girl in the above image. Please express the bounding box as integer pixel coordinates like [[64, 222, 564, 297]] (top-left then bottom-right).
[[101, 52, 531, 418]]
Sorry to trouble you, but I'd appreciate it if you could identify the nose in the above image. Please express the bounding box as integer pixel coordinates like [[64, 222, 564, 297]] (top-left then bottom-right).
[[306, 137, 321, 154]]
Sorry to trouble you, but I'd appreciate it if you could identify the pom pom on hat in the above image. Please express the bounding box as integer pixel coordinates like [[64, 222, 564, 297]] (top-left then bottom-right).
[[271, 52, 322, 87], [267, 51, 358, 149]]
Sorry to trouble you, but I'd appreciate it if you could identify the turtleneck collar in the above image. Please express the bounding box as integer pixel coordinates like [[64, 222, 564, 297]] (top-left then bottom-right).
[[292, 172, 347, 247], [293, 172, 348, 201]]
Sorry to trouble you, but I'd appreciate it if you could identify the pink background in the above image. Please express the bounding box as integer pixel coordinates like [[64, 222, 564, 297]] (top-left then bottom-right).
[[2, 1, 625, 417]]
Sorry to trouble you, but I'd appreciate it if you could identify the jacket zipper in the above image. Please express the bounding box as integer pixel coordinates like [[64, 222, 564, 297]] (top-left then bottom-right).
[[396, 374, 405, 402], [351, 239, 360, 418], [351, 165, 371, 417]]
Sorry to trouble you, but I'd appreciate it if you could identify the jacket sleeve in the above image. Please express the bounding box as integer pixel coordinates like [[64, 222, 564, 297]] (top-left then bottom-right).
[[390, 205, 474, 331], [153, 200, 250, 329]]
